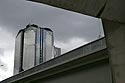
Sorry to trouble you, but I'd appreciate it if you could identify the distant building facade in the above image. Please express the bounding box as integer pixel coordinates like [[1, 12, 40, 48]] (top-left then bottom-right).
[[14, 24, 61, 75]]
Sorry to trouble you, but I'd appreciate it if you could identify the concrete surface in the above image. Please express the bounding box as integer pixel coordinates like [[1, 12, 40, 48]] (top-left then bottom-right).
[[102, 20, 125, 83], [30, 59, 111, 83]]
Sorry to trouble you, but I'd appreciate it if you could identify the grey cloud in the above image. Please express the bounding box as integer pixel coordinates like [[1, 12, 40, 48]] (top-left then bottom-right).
[[0, 48, 4, 56], [0, 0, 104, 46], [0, 0, 66, 35], [0, 59, 8, 71]]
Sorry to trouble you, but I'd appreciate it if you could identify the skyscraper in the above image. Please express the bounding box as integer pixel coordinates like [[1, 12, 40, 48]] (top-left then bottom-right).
[[14, 24, 61, 75]]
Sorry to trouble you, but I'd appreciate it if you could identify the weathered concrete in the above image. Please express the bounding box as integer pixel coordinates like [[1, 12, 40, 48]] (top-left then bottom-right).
[[101, 0, 125, 23], [102, 20, 125, 83], [30, 59, 111, 83], [29, 0, 125, 23]]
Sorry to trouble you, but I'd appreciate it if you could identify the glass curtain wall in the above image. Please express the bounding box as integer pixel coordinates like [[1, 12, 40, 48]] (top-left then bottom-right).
[[22, 26, 54, 70], [23, 27, 36, 70], [35, 28, 41, 65], [14, 24, 56, 74], [42, 29, 54, 62], [14, 30, 24, 75]]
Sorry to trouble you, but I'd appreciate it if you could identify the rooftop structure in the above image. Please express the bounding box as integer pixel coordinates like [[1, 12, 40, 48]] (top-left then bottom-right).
[[14, 24, 61, 75]]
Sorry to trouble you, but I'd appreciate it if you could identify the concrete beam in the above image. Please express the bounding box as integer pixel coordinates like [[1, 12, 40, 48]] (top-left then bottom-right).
[[29, 0, 125, 23], [101, 0, 125, 23]]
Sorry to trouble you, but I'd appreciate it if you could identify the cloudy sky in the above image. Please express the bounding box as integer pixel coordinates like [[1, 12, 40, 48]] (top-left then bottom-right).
[[0, 0, 104, 81]]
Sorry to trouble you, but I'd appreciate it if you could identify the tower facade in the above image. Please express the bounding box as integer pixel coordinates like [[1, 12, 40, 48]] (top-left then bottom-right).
[[14, 24, 60, 75]]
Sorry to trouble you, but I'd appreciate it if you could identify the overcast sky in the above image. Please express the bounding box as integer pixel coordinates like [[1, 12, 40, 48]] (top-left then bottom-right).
[[0, 0, 104, 81]]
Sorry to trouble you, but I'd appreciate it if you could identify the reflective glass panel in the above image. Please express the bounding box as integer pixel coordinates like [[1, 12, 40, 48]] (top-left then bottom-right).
[[42, 30, 46, 62], [40, 29, 43, 63], [35, 28, 40, 65], [23, 27, 36, 70], [44, 30, 53, 61], [14, 31, 23, 75]]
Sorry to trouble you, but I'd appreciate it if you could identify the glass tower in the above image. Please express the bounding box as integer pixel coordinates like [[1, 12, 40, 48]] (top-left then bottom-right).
[[14, 30, 24, 75], [14, 24, 60, 75]]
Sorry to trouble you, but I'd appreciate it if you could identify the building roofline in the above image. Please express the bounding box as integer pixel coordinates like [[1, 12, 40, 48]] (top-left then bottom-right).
[[16, 29, 24, 38], [16, 24, 53, 38]]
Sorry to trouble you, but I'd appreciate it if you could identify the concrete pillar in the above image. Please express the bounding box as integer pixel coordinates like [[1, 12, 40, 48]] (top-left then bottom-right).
[[102, 19, 125, 83]]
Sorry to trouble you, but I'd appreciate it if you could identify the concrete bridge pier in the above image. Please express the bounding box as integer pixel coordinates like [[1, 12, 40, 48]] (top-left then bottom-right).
[[102, 19, 125, 83]]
